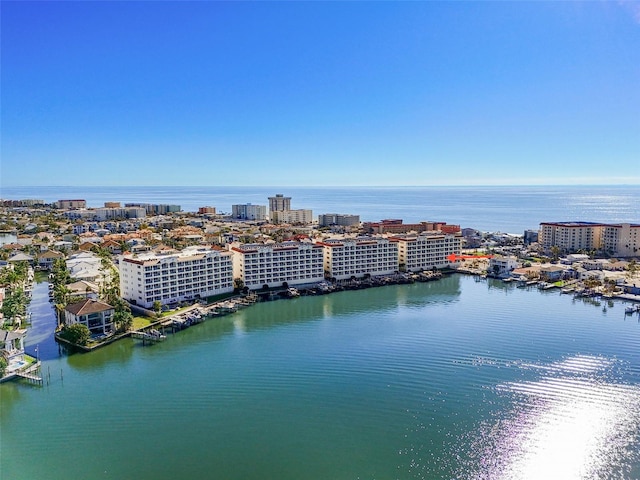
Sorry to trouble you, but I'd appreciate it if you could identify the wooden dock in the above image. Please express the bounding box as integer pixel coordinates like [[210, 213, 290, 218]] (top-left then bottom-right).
[[15, 362, 43, 386]]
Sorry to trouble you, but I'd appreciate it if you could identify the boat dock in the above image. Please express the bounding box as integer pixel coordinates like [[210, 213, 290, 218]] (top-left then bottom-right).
[[6, 362, 44, 387], [130, 295, 260, 345], [131, 329, 167, 344]]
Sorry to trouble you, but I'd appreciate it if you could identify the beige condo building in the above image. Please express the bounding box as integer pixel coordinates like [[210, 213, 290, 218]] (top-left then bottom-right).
[[318, 237, 399, 281], [391, 232, 463, 272], [539, 222, 604, 252], [540, 221, 640, 256], [230, 241, 324, 289]]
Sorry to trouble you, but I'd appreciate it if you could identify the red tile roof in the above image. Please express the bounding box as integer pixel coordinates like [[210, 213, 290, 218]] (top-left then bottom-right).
[[65, 299, 114, 316]]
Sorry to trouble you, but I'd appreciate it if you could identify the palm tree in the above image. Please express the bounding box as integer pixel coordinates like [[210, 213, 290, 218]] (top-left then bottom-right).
[[626, 260, 638, 282]]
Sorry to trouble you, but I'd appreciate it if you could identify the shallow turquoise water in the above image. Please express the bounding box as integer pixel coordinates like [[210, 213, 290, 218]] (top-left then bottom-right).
[[2, 275, 640, 479]]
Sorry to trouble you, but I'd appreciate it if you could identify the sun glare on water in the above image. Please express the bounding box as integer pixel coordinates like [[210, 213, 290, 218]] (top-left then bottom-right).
[[464, 355, 640, 480]]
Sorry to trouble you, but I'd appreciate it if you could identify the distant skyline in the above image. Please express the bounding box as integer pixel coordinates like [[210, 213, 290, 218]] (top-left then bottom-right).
[[1, 1, 639, 187]]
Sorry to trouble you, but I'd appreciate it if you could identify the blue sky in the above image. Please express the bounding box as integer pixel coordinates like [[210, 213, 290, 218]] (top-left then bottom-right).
[[1, 1, 639, 187]]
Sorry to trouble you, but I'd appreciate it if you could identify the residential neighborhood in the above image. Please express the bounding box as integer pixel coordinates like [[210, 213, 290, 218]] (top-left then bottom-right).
[[1, 194, 639, 381]]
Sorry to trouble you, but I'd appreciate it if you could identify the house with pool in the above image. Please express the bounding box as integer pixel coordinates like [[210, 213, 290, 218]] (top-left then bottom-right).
[[0, 328, 28, 377]]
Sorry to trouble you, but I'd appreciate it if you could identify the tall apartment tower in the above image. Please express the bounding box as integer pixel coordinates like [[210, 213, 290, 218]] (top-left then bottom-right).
[[268, 194, 292, 223], [268, 194, 291, 213]]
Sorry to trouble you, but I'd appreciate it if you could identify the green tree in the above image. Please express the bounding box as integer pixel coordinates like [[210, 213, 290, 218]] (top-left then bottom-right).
[[12, 261, 29, 281], [51, 258, 71, 285], [0, 356, 7, 378], [152, 300, 162, 317], [52, 284, 71, 308], [113, 299, 133, 332], [60, 323, 90, 346], [1, 288, 29, 323], [627, 260, 638, 282]]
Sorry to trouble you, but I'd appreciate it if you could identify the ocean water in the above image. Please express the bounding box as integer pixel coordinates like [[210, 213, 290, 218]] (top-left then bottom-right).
[[1, 185, 638, 233], [2, 275, 640, 480]]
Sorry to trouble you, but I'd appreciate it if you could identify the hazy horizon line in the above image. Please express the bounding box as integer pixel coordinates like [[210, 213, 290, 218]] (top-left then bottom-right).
[[2, 183, 639, 190]]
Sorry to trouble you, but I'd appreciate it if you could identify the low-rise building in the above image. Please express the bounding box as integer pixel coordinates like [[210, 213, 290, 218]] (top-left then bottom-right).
[[272, 209, 314, 225], [523, 229, 539, 245], [94, 207, 146, 221], [57, 199, 86, 209], [488, 256, 519, 277], [318, 237, 398, 281], [539, 265, 566, 281], [363, 219, 460, 235], [67, 252, 104, 283], [119, 246, 234, 308], [66, 280, 100, 300], [232, 203, 268, 221], [231, 241, 324, 289], [318, 214, 360, 228], [125, 203, 181, 215]]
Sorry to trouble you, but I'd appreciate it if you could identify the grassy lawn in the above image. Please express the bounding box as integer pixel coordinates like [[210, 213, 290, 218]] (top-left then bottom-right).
[[132, 316, 155, 330], [205, 292, 235, 303]]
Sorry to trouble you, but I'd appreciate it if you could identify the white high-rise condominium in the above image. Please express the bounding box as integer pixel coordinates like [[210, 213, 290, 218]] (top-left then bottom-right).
[[119, 246, 234, 308]]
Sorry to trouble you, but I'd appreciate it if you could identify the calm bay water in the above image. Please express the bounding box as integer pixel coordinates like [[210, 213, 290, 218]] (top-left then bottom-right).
[[1, 185, 638, 233], [2, 275, 640, 479]]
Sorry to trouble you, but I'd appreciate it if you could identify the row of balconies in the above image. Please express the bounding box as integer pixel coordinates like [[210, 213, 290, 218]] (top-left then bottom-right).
[[147, 281, 232, 296], [145, 275, 224, 286], [244, 275, 322, 283], [243, 261, 320, 267], [243, 259, 321, 265], [142, 270, 228, 278]]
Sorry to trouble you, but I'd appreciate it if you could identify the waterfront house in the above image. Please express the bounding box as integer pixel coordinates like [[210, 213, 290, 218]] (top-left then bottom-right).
[[67, 252, 104, 283], [66, 280, 100, 300], [37, 249, 65, 271], [8, 252, 34, 265], [488, 256, 519, 277], [581, 259, 609, 271], [576, 269, 605, 282], [64, 299, 115, 336], [539, 265, 566, 282], [0, 328, 27, 374]]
